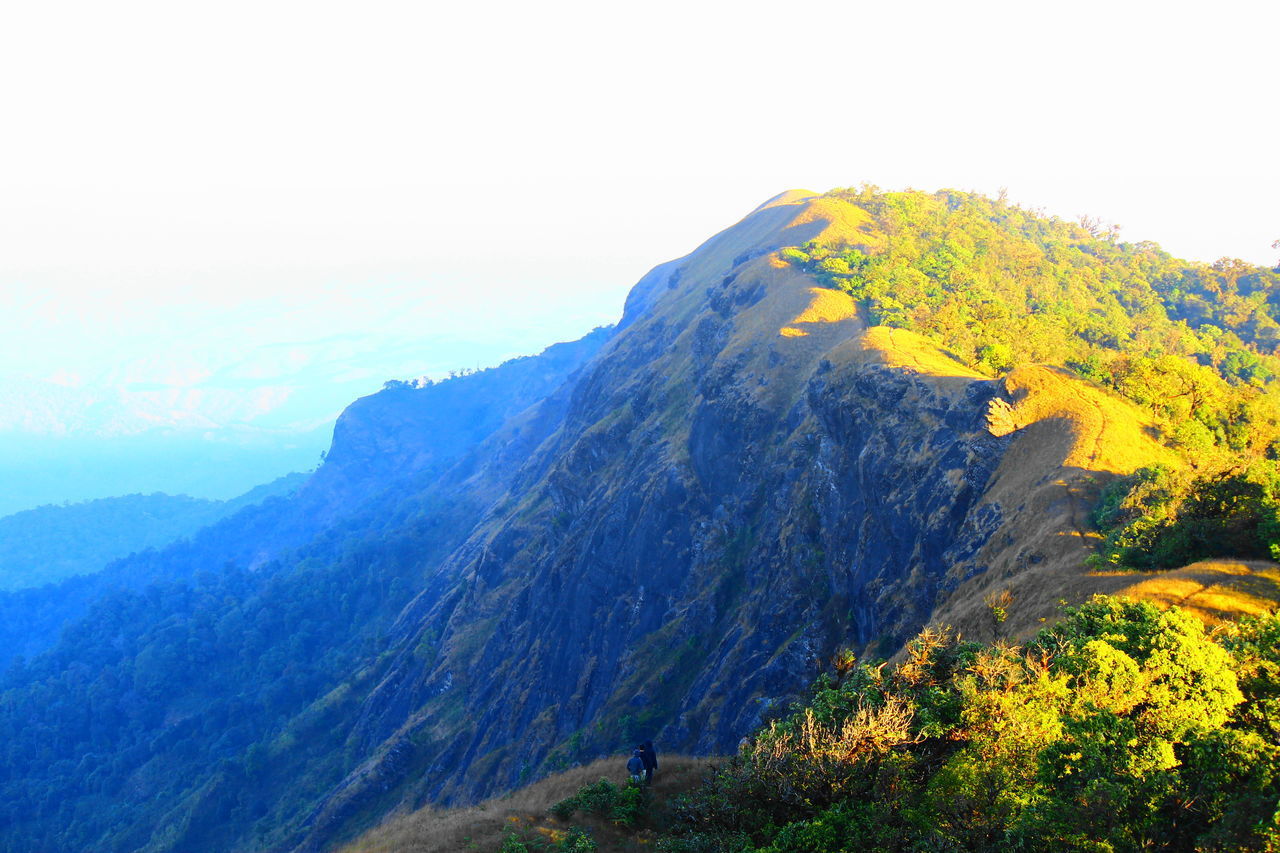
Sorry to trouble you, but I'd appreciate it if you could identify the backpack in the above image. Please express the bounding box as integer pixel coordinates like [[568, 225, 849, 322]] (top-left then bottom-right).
[[626, 754, 644, 774]]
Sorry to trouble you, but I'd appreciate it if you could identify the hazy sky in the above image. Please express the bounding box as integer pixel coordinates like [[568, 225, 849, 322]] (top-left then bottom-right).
[[1, 0, 1276, 409]]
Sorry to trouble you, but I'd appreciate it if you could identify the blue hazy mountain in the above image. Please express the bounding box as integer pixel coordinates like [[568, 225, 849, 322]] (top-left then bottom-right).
[[0, 328, 549, 516], [0, 472, 308, 591]]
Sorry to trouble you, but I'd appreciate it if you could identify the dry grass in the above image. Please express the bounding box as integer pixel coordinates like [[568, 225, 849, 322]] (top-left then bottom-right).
[[338, 755, 719, 853], [900, 356, 1189, 645], [780, 287, 860, 337], [996, 366, 1177, 475], [857, 327, 987, 384], [788, 194, 885, 253], [1101, 559, 1280, 626]]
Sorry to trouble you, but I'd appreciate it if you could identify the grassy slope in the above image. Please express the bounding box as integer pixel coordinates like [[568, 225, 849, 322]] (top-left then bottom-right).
[[335, 189, 1280, 847], [338, 756, 718, 853]]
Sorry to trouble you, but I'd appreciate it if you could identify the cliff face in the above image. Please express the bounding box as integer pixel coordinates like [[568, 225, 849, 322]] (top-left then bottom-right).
[[13, 190, 1278, 853], [291, 193, 1173, 850], [292, 328, 613, 528]]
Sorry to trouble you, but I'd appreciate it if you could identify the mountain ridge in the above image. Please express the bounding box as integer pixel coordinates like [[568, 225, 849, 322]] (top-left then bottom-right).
[[287, 190, 1214, 850], [3, 187, 1280, 853]]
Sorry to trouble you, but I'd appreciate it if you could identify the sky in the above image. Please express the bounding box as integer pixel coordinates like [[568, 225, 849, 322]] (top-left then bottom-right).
[[0, 0, 1276, 505]]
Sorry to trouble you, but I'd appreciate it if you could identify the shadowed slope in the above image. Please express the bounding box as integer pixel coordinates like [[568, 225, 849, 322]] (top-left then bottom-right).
[[291, 192, 1244, 852], [339, 756, 716, 853]]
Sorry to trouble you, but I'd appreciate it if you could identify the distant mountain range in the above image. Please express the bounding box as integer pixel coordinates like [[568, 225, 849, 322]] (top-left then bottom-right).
[[0, 328, 541, 515]]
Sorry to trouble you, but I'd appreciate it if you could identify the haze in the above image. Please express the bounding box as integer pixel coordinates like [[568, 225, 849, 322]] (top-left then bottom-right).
[[0, 0, 1275, 513]]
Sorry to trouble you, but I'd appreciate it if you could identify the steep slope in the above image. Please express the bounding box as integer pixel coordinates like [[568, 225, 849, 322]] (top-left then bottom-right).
[[288, 192, 1185, 851], [0, 332, 611, 853], [4, 189, 1278, 853], [303, 328, 613, 526]]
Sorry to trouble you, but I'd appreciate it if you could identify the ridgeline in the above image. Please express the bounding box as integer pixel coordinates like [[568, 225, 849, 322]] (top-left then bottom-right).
[[2, 188, 1279, 853]]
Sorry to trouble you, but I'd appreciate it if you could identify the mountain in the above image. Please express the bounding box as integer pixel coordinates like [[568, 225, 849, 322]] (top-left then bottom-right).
[[2, 188, 1279, 853], [0, 430, 330, 519], [0, 474, 309, 591], [0, 332, 611, 677], [0, 294, 558, 516]]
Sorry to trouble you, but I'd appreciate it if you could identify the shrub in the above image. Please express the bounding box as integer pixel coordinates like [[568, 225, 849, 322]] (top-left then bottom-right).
[[1090, 463, 1280, 570], [558, 826, 597, 852], [655, 596, 1280, 852], [550, 779, 649, 827]]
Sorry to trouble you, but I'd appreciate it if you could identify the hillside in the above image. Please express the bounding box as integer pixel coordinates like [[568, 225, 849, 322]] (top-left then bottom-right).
[[1, 188, 1279, 853], [339, 756, 716, 853], [344, 596, 1280, 852], [0, 473, 308, 591]]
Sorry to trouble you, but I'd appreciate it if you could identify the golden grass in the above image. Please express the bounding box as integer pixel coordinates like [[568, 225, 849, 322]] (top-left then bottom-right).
[[695, 259, 865, 415], [997, 366, 1177, 475], [1100, 560, 1280, 626], [907, 360, 1189, 646], [779, 287, 860, 338], [857, 327, 986, 381], [788, 194, 884, 253], [338, 755, 719, 853]]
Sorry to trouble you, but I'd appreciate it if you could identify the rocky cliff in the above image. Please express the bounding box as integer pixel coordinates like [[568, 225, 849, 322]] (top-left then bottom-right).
[[9, 189, 1255, 853], [289, 192, 1176, 850]]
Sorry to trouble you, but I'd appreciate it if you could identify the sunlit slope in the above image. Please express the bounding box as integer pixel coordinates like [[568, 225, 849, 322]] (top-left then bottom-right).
[[1103, 559, 1280, 624], [858, 340, 1280, 639], [14, 188, 1276, 853], [292, 189, 1279, 851], [801, 324, 1190, 638]]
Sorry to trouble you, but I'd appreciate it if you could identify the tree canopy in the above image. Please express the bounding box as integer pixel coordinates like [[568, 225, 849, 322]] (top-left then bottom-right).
[[658, 596, 1280, 852]]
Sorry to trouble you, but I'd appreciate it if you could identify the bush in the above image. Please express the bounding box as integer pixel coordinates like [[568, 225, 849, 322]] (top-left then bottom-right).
[[558, 826, 597, 852], [654, 597, 1280, 852], [550, 779, 649, 827], [1090, 463, 1280, 570], [499, 825, 597, 852]]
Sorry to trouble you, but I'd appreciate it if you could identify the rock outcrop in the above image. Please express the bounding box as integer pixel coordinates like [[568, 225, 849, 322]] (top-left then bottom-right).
[[289, 192, 1174, 851]]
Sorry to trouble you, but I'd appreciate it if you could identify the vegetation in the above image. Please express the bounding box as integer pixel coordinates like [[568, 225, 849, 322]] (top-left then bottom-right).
[[338, 756, 716, 853], [1090, 462, 1280, 570], [783, 187, 1280, 569], [0, 472, 305, 591], [654, 596, 1280, 852], [550, 779, 649, 826], [0, 487, 481, 853], [784, 187, 1280, 462], [500, 825, 598, 852]]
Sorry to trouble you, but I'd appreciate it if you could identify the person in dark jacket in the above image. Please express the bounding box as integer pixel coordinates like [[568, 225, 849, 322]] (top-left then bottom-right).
[[639, 740, 658, 785], [626, 747, 645, 784]]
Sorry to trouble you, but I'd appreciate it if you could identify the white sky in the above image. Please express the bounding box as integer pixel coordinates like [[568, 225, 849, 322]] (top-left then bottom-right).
[[1, 0, 1277, 385]]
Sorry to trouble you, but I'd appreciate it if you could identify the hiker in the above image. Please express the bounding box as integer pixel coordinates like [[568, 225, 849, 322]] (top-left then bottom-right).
[[639, 740, 658, 785], [626, 747, 645, 784]]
